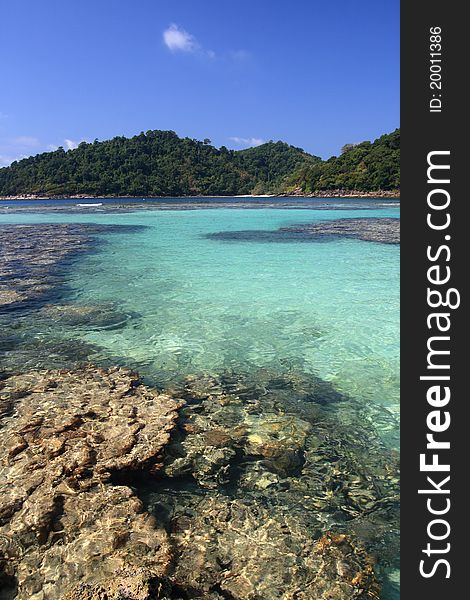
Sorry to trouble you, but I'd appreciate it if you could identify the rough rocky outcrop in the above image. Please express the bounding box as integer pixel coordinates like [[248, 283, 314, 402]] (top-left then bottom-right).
[[0, 367, 180, 599], [280, 188, 399, 199]]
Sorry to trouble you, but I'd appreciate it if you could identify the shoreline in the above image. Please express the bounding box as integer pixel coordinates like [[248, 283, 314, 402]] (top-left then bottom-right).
[[0, 190, 400, 201]]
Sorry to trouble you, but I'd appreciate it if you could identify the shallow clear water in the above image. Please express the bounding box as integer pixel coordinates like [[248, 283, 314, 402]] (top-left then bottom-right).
[[0, 203, 399, 443], [0, 200, 400, 597]]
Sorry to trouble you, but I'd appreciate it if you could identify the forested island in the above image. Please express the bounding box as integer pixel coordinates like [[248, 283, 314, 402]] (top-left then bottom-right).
[[0, 129, 399, 198]]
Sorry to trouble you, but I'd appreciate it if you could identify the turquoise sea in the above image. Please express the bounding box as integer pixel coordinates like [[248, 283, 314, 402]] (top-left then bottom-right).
[[0, 197, 400, 597], [0, 201, 399, 440]]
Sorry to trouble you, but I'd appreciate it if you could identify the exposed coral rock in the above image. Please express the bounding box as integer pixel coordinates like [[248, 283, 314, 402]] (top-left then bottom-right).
[[0, 366, 180, 599]]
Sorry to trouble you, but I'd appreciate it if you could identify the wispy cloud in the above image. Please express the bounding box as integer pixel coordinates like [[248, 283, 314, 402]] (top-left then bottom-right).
[[163, 24, 200, 53], [162, 23, 250, 63], [0, 135, 86, 167], [47, 138, 85, 151], [162, 23, 217, 58], [64, 138, 80, 150], [0, 153, 28, 167], [229, 136, 264, 148], [0, 155, 15, 167], [0, 135, 41, 166]]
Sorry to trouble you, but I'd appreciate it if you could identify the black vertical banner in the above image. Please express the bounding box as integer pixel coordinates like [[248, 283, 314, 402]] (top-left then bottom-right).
[[401, 2, 466, 598]]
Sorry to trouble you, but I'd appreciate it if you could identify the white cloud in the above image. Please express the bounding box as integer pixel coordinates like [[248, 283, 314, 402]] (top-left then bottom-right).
[[64, 138, 80, 150], [46, 139, 85, 151], [162, 23, 251, 63], [163, 24, 199, 53], [0, 135, 41, 166], [162, 23, 217, 59], [0, 153, 28, 167], [0, 135, 87, 165], [0, 155, 13, 167], [229, 136, 264, 147]]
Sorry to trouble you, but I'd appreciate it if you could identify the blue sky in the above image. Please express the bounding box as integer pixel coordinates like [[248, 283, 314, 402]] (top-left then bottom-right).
[[0, 0, 399, 166]]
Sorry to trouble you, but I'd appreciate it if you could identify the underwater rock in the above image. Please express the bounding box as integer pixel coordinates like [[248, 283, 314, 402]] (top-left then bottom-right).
[[162, 370, 399, 565], [40, 302, 135, 330], [243, 413, 312, 475], [0, 197, 399, 216], [169, 496, 378, 599], [13, 488, 172, 599], [0, 366, 180, 599], [0, 224, 91, 310], [0, 328, 104, 372], [280, 218, 400, 244], [163, 375, 313, 484], [0, 223, 145, 311], [62, 570, 171, 600], [206, 217, 400, 245]]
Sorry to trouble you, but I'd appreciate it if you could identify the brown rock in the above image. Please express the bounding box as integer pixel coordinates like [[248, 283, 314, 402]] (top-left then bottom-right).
[[0, 366, 181, 599], [170, 497, 379, 599]]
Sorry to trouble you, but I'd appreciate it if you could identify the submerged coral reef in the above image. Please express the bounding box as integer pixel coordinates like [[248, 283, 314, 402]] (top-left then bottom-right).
[[0, 366, 397, 599], [206, 217, 400, 245], [279, 218, 400, 244], [0, 223, 145, 311]]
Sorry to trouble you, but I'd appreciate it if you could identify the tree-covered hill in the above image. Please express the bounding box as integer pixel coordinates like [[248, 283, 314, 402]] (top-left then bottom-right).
[[0, 129, 399, 197], [0, 131, 316, 197], [285, 129, 400, 193]]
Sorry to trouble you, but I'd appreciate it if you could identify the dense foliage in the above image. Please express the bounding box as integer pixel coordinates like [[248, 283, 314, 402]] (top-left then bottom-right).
[[286, 129, 400, 192], [0, 131, 316, 197], [0, 129, 399, 197]]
